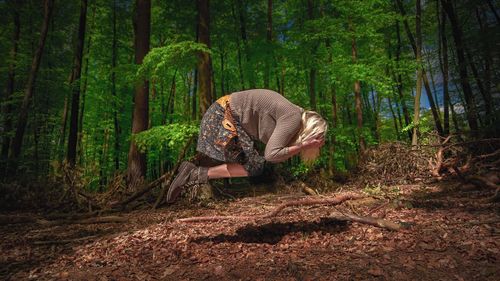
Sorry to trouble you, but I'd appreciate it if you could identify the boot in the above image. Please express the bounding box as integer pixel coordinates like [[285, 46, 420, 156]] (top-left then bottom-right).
[[166, 161, 209, 203]]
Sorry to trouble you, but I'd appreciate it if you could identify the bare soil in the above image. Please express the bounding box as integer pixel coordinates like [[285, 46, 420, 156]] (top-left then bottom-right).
[[1, 181, 499, 281]]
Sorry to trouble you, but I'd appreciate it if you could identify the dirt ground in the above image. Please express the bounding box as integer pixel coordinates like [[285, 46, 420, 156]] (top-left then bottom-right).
[[1, 181, 499, 281]]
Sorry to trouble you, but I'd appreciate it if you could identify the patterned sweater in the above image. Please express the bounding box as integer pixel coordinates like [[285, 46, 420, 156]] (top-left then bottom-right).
[[230, 89, 303, 163]]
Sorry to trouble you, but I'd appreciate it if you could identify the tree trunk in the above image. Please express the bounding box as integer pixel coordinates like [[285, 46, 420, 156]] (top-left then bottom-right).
[[220, 51, 225, 95], [264, 0, 272, 88], [197, 0, 213, 118], [394, 20, 412, 141], [191, 69, 198, 120], [127, 0, 150, 185], [167, 72, 177, 124], [280, 66, 285, 96], [441, 0, 479, 134], [1, 3, 21, 159], [236, 0, 254, 89], [9, 0, 54, 161], [66, 0, 88, 166], [112, 0, 120, 171], [350, 20, 365, 153], [230, 0, 245, 90], [412, 0, 423, 146], [396, 0, 443, 137], [388, 97, 400, 140], [307, 0, 317, 111], [475, 7, 494, 131], [77, 4, 96, 165], [438, 2, 450, 136], [466, 50, 492, 123]]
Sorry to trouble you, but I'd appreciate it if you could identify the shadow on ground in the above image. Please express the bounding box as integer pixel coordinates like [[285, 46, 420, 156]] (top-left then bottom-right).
[[192, 217, 349, 244]]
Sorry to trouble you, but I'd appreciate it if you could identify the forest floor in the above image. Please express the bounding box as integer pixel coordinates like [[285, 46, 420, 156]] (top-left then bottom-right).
[[1, 180, 499, 281]]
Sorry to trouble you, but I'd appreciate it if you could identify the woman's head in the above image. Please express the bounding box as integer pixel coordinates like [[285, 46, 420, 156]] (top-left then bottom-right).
[[294, 110, 328, 164]]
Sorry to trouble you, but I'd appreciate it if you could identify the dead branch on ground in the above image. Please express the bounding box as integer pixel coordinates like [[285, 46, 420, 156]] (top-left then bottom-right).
[[177, 193, 402, 231]]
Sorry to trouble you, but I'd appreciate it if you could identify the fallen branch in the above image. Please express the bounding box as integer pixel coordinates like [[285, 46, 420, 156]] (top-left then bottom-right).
[[177, 193, 403, 231], [177, 193, 364, 223]]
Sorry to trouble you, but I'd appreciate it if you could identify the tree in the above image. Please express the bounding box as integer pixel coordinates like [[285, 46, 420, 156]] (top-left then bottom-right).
[[349, 19, 365, 152], [127, 0, 151, 185], [9, 0, 54, 162], [197, 0, 213, 117], [441, 0, 479, 134], [1, 0, 21, 159], [412, 0, 423, 146], [66, 0, 88, 166], [438, 0, 450, 136], [395, 0, 443, 137]]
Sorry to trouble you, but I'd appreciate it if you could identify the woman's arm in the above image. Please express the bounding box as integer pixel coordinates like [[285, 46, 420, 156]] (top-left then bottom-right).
[[267, 137, 325, 163]]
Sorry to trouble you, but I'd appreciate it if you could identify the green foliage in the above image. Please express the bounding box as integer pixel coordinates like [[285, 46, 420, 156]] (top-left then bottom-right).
[[290, 162, 311, 179], [132, 123, 199, 153], [138, 41, 210, 80]]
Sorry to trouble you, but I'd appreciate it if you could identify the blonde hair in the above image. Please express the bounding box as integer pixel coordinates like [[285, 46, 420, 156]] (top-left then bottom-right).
[[293, 110, 328, 164]]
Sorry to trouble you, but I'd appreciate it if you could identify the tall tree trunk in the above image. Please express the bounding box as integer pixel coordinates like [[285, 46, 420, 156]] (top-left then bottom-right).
[[264, 0, 272, 88], [396, 0, 443, 137], [220, 51, 225, 95], [388, 97, 400, 140], [449, 99, 461, 134], [438, 2, 450, 136], [350, 19, 365, 153], [307, 0, 317, 111], [66, 0, 88, 166], [167, 71, 177, 124], [191, 69, 198, 120], [236, 0, 255, 89], [394, 20, 412, 141], [1, 3, 21, 159], [111, 0, 120, 171], [9, 0, 54, 161], [197, 0, 213, 117], [475, 7, 494, 130], [441, 0, 479, 134], [280, 66, 285, 96], [127, 0, 150, 184], [412, 0, 423, 146], [230, 0, 245, 90], [466, 51, 492, 123], [77, 4, 96, 165]]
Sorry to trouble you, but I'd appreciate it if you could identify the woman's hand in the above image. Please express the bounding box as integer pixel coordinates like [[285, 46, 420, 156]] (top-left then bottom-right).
[[301, 137, 325, 150]]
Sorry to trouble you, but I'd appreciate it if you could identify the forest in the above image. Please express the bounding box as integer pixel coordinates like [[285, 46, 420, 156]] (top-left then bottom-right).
[[0, 0, 499, 280]]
